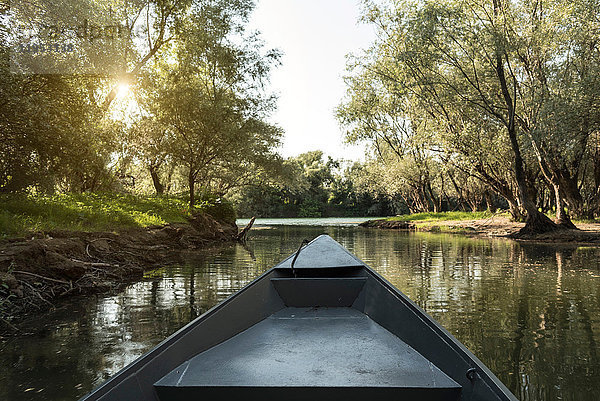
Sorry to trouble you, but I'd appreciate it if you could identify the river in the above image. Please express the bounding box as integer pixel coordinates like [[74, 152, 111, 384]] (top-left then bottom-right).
[[1, 219, 599, 400]]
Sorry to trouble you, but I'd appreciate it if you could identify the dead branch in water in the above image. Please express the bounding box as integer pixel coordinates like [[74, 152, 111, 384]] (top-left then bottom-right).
[[19, 280, 54, 307], [12, 271, 70, 285], [237, 216, 256, 242]]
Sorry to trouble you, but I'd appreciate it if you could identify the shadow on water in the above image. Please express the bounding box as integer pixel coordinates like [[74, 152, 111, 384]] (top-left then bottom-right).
[[1, 224, 599, 400]]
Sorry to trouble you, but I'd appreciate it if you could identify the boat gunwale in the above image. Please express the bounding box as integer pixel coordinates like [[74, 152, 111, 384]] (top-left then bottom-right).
[[272, 235, 366, 270]]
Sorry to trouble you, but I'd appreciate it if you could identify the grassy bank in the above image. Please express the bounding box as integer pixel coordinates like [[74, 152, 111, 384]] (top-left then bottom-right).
[[363, 211, 514, 234], [0, 195, 239, 329], [364, 211, 600, 243], [386, 211, 598, 225], [361, 211, 498, 234], [0, 193, 234, 238], [385, 211, 495, 222]]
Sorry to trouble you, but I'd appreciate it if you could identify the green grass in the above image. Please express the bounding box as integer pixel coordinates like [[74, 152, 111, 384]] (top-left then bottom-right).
[[543, 211, 600, 224], [386, 210, 599, 226], [573, 218, 600, 224], [385, 211, 495, 222], [425, 225, 476, 234], [0, 193, 226, 238]]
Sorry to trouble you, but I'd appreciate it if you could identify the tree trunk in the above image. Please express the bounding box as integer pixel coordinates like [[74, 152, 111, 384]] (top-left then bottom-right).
[[484, 190, 497, 213], [508, 134, 557, 234], [149, 165, 164, 195], [557, 171, 589, 219], [593, 145, 600, 217], [515, 177, 558, 234], [188, 172, 196, 208], [439, 174, 446, 211], [553, 184, 578, 229], [166, 164, 176, 193], [491, 12, 557, 235], [547, 184, 555, 215], [527, 140, 580, 228], [425, 180, 440, 213], [467, 196, 479, 212], [447, 171, 468, 211], [399, 193, 416, 214], [414, 188, 427, 213], [508, 200, 525, 222]]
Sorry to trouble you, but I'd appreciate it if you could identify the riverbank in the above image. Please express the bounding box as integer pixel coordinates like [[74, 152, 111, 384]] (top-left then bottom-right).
[[360, 212, 600, 244], [0, 193, 236, 237], [0, 195, 239, 332]]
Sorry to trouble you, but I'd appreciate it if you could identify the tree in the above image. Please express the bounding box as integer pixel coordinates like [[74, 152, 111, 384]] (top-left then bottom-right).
[[337, 62, 447, 213], [2, 0, 127, 192], [102, 0, 192, 110], [2, 0, 282, 201], [129, 117, 172, 195], [514, 0, 600, 221], [340, 0, 600, 233], [140, 0, 281, 207], [0, 69, 115, 192]]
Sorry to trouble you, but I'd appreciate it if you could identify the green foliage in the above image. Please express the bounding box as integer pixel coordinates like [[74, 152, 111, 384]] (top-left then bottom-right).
[[196, 193, 237, 224], [339, 0, 600, 223], [0, 71, 116, 193], [0, 193, 223, 237], [135, 0, 282, 205], [1, 0, 281, 213], [232, 152, 394, 218], [298, 199, 322, 218]]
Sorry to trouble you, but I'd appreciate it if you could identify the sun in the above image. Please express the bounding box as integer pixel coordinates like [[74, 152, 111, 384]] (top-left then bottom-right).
[[109, 82, 139, 123], [116, 83, 130, 99]]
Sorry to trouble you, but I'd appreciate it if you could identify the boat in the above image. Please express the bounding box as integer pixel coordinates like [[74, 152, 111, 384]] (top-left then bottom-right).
[[80, 234, 518, 401]]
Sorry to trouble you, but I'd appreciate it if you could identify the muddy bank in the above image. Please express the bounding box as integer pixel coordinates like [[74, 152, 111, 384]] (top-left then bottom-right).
[[0, 213, 238, 332], [360, 215, 600, 244]]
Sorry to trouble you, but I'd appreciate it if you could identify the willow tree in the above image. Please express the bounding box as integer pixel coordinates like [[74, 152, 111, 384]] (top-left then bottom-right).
[[337, 58, 448, 213], [514, 0, 600, 221], [341, 0, 600, 233], [2, 0, 121, 192], [141, 0, 281, 207]]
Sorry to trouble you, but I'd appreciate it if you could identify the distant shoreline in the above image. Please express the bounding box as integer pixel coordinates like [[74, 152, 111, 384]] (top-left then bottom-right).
[[235, 216, 383, 227], [360, 213, 600, 245]]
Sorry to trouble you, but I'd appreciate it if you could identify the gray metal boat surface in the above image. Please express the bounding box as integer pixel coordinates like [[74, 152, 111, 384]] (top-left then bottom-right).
[[80, 235, 518, 401]]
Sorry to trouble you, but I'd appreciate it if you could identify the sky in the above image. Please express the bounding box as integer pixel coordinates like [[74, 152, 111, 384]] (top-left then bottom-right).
[[248, 0, 376, 161]]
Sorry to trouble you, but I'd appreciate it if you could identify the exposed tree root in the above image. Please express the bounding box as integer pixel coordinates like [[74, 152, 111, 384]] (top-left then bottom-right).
[[513, 212, 562, 237]]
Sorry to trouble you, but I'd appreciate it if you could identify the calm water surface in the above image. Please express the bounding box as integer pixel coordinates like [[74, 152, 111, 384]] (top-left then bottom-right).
[[1, 222, 600, 401]]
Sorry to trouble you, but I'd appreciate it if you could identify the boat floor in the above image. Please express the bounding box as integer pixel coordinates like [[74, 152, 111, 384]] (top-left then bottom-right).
[[155, 307, 461, 400]]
